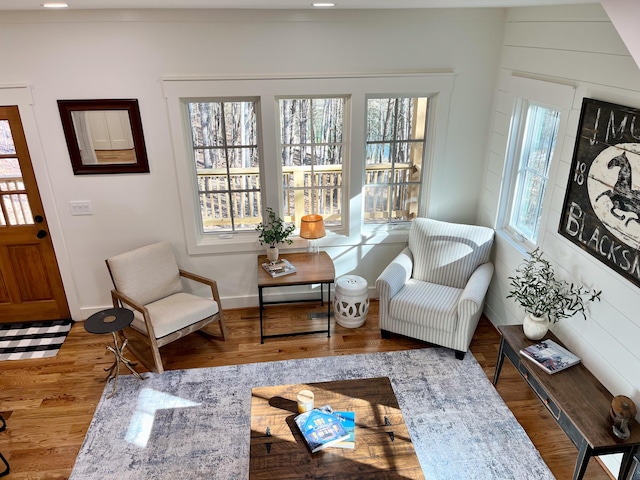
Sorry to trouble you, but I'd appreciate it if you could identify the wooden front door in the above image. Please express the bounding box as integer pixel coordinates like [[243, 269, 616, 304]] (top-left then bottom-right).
[[0, 105, 70, 323]]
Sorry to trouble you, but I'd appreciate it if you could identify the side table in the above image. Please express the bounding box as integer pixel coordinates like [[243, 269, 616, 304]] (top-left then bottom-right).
[[494, 325, 640, 480], [84, 308, 144, 398], [257, 252, 335, 343]]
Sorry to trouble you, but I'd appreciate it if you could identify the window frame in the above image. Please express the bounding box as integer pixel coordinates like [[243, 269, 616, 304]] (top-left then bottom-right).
[[185, 98, 262, 234], [163, 73, 454, 255], [364, 95, 430, 226], [276, 95, 350, 228], [497, 76, 575, 251]]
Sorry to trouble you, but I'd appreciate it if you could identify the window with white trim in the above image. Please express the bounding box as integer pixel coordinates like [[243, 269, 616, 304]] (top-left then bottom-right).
[[497, 75, 574, 248], [364, 97, 428, 224], [163, 74, 453, 254], [186, 99, 261, 233], [277, 96, 347, 227], [504, 101, 560, 243]]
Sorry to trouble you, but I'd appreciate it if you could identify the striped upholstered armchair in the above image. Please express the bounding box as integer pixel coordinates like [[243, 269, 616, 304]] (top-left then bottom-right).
[[375, 218, 494, 359]]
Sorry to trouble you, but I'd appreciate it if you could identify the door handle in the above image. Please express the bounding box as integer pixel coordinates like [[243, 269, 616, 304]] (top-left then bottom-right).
[[34, 215, 44, 223], [36, 230, 47, 239]]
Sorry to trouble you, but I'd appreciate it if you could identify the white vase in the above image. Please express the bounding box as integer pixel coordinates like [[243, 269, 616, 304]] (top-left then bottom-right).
[[266, 246, 279, 263], [523, 313, 549, 341]]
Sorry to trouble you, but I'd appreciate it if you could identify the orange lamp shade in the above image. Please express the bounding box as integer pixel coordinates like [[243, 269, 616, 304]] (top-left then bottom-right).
[[299, 214, 326, 239]]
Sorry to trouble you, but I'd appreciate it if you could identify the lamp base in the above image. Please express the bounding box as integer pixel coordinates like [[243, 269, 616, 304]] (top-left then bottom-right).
[[307, 239, 320, 254]]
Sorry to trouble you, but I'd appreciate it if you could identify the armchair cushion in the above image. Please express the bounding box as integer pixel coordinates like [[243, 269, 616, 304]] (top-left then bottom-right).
[[389, 280, 462, 334], [409, 218, 494, 289], [132, 292, 220, 339], [107, 241, 183, 306]]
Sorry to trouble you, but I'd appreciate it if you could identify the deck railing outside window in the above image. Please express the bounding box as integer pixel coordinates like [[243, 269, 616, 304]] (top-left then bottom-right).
[[196, 163, 413, 231]]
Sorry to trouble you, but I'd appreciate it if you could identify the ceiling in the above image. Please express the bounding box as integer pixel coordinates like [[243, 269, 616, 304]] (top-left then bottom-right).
[[0, 0, 599, 11]]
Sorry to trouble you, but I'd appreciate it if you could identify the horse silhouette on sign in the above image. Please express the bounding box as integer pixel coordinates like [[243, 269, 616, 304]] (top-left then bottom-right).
[[595, 151, 640, 226]]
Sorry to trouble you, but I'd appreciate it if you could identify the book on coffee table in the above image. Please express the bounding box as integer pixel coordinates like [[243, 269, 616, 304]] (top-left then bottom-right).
[[295, 406, 350, 453], [332, 411, 355, 449], [520, 339, 580, 374], [262, 259, 297, 278]]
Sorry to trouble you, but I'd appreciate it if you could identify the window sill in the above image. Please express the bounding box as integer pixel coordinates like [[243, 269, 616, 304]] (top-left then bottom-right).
[[496, 228, 534, 256], [186, 227, 410, 256]]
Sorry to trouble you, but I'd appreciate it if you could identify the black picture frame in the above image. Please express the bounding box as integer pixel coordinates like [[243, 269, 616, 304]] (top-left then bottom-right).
[[57, 99, 149, 175], [558, 97, 640, 288]]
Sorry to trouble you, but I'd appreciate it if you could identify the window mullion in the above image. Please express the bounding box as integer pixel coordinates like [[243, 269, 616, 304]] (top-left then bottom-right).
[[219, 102, 237, 232]]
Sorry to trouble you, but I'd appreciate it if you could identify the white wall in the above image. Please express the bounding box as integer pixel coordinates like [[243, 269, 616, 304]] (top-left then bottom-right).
[[601, 0, 640, 70], [479, 3, 640, 475], [0, 8, 504, 318]]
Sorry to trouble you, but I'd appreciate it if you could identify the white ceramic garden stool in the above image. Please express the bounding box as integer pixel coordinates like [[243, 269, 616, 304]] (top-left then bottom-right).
[[334, 275, 369, 328]]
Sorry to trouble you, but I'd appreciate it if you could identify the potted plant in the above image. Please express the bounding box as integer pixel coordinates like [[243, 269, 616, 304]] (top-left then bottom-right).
[[255, 207, 295, 263], [507, 248, 601, 340]]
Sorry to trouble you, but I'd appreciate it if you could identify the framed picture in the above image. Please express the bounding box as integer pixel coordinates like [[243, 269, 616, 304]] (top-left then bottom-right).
[[559, 98, 640, 288], [58, 99, 149, 175]]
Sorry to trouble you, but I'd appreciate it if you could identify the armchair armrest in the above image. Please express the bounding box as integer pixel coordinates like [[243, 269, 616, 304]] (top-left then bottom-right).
[[110, 289, 158, 339], [179, 269, 223, 306], [375, 247, 413, 301], [457, 262, 494, 318], [110, 289, 145, 313]]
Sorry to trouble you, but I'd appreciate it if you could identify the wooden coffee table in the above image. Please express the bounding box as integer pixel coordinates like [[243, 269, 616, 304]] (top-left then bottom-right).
[[257, 252, 335, 343], [249, 376, 424, 479]]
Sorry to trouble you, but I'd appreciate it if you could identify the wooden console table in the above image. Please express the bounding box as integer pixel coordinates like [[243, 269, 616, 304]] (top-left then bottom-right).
[[494, 325, 640, 480]]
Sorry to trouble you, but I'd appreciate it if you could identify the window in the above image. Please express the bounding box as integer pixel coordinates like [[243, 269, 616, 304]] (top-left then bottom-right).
[[186, 99, 261, 233], [496, 76, 574, 249], [278, 97, 346, 227], [163, 74, 453, 254], [504, 101, 560, 243], [364, 97, 428, 224], [0, 119, 34, 226]]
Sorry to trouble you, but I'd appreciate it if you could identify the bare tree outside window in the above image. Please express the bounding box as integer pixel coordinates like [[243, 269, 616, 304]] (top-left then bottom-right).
[[278, 97, 346, 227], [364, 97, 428, 224], [187, 100, 261, 233]]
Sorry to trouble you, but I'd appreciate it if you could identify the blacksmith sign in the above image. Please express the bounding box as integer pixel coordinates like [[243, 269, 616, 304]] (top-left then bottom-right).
[[559, 98, 640, 288]]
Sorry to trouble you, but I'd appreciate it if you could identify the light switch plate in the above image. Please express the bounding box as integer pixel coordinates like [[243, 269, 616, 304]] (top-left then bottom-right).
[[70, 201, 93, 216]]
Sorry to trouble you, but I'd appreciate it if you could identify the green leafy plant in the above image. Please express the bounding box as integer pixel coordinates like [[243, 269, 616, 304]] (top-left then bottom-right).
[[507, 248, 601, 323], [255, 207, 295, 247]]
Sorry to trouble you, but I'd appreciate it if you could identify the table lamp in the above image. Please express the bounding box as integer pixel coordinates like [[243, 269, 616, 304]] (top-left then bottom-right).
[[299, 214, 326, 254]]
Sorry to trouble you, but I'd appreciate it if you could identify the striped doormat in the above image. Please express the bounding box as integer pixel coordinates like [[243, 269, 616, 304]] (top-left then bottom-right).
[[0, 319, 73, 361]]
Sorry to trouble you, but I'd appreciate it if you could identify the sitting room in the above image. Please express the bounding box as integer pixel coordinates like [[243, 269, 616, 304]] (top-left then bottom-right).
[[0, 0, 639, 478]]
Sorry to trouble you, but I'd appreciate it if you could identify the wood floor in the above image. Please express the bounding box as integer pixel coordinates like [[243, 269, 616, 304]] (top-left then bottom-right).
[[0, 301, 613, 479]]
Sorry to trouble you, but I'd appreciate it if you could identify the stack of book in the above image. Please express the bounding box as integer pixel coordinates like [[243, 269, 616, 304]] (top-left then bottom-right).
[[295, 406, 355, 453], [262, 259, 296, 278], [520, 339, 581, 374]]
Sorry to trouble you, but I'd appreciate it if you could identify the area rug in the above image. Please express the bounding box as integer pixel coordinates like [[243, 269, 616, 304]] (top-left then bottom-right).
[[70, 348, 555, 480], [0, 319, 72, 360]]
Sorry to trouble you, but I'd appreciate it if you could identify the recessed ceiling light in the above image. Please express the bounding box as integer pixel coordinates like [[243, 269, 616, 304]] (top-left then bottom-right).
[[42, 2, 69, 7], [312, 3, 336, 7]]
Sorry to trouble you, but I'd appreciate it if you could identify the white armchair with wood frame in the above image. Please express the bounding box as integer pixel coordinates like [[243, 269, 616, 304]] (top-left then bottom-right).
[[375, 218, 494, 360], [106, 241, 227, 374]]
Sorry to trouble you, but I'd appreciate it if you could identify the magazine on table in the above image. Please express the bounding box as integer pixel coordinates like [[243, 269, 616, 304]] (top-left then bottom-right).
[[332, 411, 355, 449], [295, 405, 350, 453], [520, 339, 581, 374], [261, 259, 296, 278]]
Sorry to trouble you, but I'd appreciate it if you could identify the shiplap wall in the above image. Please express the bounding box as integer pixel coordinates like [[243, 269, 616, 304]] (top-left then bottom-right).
[[480, 4, 640, 475]]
